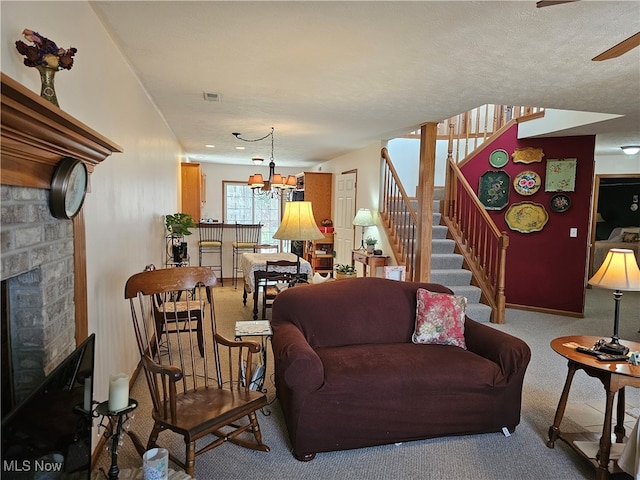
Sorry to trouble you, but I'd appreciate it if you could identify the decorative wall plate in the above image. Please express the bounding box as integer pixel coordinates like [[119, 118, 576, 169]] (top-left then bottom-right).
[[550, 193, 571, 212], [512, 147, 544, 164], [513, 171, 541, 196], [489, 149, 509, 168], [505, 202, 549, 233], [478, 170, 510, 210]]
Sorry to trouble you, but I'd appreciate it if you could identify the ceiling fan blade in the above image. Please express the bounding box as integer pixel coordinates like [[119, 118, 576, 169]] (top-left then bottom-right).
[[536, 0, 578, 7], [592, 32, 640, 61]]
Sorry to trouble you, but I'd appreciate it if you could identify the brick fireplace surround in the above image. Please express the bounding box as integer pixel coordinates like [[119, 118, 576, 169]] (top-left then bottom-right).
[[1, 185, 77, 401], [0, 73, 121, 405]]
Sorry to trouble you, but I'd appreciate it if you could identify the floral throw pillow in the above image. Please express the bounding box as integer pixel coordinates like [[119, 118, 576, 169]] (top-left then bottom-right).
[[412, 288, 467, 349]]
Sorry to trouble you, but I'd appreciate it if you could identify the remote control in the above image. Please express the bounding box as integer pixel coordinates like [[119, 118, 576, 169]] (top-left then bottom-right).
[[575, 346, 599, 356]]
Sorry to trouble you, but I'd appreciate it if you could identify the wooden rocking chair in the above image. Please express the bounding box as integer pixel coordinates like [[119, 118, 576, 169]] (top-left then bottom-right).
[[124, 266, 269, 476]]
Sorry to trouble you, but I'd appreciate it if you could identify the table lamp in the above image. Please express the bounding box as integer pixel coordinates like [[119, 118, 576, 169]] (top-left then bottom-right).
[[588, 248, 640, 355], [273, 201, 324, 283], [352, 208, 374, 250]]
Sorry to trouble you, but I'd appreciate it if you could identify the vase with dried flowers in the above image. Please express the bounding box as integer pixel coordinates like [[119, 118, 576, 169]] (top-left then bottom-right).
[[15, 29, 77, 107]]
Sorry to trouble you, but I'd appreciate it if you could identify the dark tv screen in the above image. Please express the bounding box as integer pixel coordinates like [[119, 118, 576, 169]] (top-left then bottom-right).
[[1, 334, 95, 479]]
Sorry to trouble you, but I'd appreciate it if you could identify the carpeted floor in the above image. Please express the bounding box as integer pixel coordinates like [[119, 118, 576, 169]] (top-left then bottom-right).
[[93, 284, 640, 480]]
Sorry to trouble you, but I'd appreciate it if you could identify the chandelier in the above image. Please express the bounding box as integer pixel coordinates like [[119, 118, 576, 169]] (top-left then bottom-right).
[[233, 127, 297, 196]]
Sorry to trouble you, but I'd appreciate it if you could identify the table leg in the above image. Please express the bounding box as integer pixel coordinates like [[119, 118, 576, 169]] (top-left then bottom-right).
[[547, 361, 578, 448], [596, 388, 617, 480], [253, 287, 259, 320], [242, 285, 247, 305], [615, 387, 626, 442]]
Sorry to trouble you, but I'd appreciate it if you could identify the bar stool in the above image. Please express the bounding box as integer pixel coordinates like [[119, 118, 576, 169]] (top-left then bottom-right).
[[198, 222, 225, 285], [232, 223, 262, 288]]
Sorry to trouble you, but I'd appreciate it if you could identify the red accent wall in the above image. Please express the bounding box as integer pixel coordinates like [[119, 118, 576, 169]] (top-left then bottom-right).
[[460, 124, 595, 315]]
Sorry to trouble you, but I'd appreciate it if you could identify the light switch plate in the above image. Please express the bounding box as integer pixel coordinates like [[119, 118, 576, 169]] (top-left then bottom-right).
[[570, 228, 578, 237]]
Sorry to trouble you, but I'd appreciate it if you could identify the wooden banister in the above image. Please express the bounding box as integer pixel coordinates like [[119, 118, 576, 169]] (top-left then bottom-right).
[[381, 104, 540, 323], [380, 147, 419, 280], [442, 156, 509, 324]]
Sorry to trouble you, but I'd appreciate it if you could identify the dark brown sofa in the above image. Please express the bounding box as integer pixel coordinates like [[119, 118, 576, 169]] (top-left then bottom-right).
[[271, 277, 531, 461]]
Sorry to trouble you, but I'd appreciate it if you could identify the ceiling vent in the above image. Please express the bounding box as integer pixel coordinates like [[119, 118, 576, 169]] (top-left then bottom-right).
[[203, 92, 221, 102]]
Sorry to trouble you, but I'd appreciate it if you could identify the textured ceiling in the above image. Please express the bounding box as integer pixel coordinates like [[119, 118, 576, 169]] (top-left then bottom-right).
[[90, 1, 640, 168]]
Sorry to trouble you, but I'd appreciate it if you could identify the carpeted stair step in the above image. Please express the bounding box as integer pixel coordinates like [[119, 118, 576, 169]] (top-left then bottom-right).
[[431, 253, 463, 269], [448, 285, 482, 304], [464, 303, 492, 323], [430, 268, 472, 286], [432, 212, 441, 225], [432, 225, 448, 239], [431, 239, 455, 254]]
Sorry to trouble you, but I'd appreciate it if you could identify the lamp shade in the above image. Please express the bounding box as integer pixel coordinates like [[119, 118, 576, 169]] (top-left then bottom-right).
[[588, 248, 640, 291], [273, 201, 324, 241], [249, 174, 264, 188], [352, 208, 374, 227]]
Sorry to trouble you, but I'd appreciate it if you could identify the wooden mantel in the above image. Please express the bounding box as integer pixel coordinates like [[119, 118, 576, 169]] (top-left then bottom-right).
[[1, 72, 122, 188], [1, 72, 123, 343]]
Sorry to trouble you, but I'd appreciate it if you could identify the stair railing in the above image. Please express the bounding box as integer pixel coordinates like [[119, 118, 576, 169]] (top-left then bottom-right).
[[380, 147, 419, 280], [404, 105, 545, 164], [441, 105, 544, 164], [443, 153, 509, 324]]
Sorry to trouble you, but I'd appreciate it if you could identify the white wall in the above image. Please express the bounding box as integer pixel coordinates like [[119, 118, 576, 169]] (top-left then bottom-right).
[[200, 162, 302, 221], [317, 141, 395, 271], [595, 153, 640, 174], [2, 2, 182, 418]]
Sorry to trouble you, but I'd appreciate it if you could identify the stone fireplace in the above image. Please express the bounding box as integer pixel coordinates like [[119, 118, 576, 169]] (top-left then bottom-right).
[[0, 73, 121, 413]]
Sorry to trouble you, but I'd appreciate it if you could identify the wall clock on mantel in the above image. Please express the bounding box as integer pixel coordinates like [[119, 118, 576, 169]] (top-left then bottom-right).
[[50, 157, 88, 219]]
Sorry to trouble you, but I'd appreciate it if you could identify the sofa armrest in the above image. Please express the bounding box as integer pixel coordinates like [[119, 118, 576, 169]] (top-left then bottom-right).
[[464, 319, 531, 381], [272, 322, 324, 393]]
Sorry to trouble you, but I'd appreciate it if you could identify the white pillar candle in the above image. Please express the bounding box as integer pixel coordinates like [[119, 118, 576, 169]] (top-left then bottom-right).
[[108, 373, 129, 412]]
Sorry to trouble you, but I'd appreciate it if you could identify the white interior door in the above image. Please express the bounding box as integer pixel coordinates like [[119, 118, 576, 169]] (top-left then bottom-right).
[[334, 172, 356, 266]]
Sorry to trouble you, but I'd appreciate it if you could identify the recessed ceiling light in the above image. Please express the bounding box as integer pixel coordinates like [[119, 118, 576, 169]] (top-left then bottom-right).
[[621, 145, 640, 155], [205, 144, 215, 148], [236, 146, 245, 150]]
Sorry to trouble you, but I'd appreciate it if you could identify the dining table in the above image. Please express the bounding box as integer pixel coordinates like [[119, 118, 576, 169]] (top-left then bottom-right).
[[241, 252, 313, 319]]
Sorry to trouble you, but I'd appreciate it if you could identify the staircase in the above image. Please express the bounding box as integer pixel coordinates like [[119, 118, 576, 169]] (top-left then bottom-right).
[[429, 191, 492, 323]]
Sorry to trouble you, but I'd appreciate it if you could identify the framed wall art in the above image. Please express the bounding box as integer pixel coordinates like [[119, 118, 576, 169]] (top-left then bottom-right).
[[512, 147, 544, 164], [505, 202, 549, 233], [513, 170, 541, 196], [479, 170, 510, 210], [489, 149, 509, 168], [550, 193, 571, 213], [545, 158, 577, 192]]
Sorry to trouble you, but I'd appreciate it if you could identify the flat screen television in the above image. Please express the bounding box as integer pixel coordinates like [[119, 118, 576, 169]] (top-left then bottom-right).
[[1, 334, 95, 479]]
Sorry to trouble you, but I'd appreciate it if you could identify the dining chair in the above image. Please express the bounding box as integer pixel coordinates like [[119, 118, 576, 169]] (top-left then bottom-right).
[[232, 223, 262, 288], [198, 222, 225, 285], [253, 244, 279, 254], [125, 266, 269, 476], [261, 260, 298, 319]]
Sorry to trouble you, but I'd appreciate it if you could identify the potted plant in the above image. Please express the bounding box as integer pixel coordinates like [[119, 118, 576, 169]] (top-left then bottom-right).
[[365, 235, 377, 254], [165, 213, 196, 263], [335, 264, 357, 280]]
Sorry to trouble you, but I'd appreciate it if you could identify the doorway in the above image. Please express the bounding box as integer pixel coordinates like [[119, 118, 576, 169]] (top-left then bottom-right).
[[334, 171, 357, 267], [589, 174, 640, 276]]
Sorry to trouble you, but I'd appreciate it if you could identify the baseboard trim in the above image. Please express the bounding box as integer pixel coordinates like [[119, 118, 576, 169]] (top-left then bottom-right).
[[506, 302, 584, 318]]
